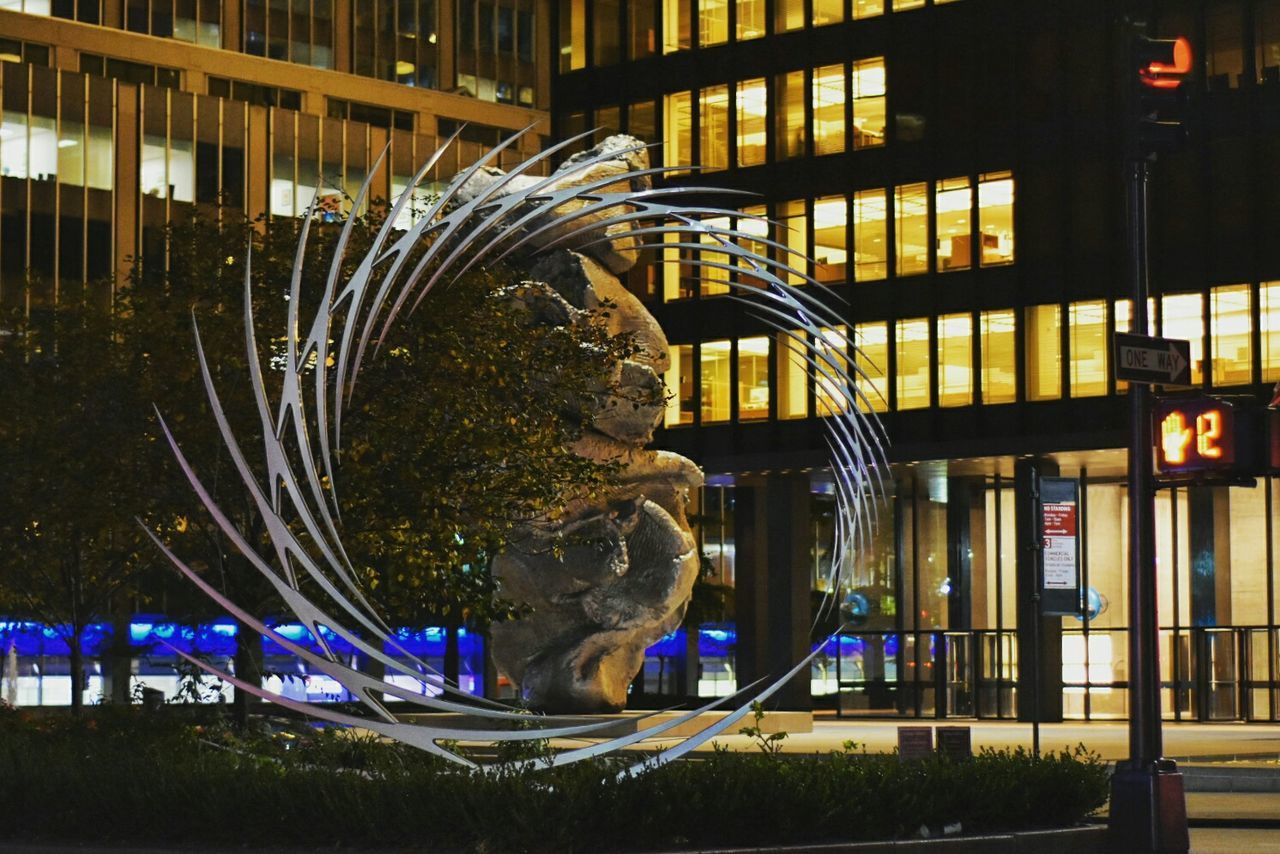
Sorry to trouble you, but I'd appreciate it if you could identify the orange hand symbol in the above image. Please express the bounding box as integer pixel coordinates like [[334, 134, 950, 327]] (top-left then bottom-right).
[[1161, 411, 1193, 465]]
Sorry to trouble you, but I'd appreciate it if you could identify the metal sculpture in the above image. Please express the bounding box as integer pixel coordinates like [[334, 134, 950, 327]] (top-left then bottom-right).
[[145, 127, 887, 772]]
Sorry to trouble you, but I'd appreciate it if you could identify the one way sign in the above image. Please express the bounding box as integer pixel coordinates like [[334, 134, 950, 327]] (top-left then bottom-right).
[[1113, 332, 1192, 386]]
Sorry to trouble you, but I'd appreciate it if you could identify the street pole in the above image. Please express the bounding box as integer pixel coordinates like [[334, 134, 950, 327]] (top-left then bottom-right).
[[1107, 157, 1189, 854]]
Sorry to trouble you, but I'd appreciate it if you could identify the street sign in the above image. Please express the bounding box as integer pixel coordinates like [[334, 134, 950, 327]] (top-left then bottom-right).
[[1039, 477, 1082, 617], [1114, 333, 1191, 386]]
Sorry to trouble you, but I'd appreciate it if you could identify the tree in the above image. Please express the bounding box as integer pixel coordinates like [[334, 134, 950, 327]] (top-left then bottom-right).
[[0, 201, 632, 715]]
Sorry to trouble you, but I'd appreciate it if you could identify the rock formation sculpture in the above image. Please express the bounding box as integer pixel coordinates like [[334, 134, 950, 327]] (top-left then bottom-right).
[[464, 136, 704, 714]]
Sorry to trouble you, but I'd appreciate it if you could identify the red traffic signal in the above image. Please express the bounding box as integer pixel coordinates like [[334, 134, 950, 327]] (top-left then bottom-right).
[[1131, 34, 1193, 156]]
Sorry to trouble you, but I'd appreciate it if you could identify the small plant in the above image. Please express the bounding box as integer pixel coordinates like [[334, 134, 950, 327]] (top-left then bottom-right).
[[738, 700, 788, 756]]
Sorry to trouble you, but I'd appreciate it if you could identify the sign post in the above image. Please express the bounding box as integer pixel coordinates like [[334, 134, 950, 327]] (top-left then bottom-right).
[[1031, 477, 1082, 758]]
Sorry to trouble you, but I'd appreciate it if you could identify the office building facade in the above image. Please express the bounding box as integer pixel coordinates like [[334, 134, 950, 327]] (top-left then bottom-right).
[[554, 0, 1280, 722], [0, 0, 549, 310]]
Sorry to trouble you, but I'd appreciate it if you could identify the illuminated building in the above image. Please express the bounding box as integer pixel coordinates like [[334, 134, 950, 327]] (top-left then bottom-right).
[[0, 1, 547, 307], [555, 0, 1280, 722]]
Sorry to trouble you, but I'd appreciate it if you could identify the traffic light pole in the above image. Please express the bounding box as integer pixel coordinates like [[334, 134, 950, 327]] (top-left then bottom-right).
[[1107, 157, 1189, 854]]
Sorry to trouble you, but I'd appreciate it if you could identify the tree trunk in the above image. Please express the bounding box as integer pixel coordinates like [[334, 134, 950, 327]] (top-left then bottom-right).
[[232, 616, 263, 728], [68, 635, 84, 717]]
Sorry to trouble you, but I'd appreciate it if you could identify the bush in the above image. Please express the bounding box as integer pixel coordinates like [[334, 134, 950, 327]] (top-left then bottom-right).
[[0, 705, 1109, 852]]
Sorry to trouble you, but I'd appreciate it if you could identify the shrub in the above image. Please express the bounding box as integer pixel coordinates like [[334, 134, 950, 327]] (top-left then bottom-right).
[[0, 705, 1109, 852]]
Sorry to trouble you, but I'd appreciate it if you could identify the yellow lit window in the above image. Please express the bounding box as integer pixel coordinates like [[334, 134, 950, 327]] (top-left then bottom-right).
[[816, 325, 849, 415], [701, 340, 732, 423], [937, 313, 973, 407], [737, 0, 765, 40], [700, 84, 729, 171], [663, 0, 692, 53], [893, 0, 926, 9], [812, 63, 846, 156], [736, 205, 770, 287], [699, 216, 732, 297], [663, 230, 695, 301], [665, 343, 695, 426], [738, 336, 771, 420], [776, 0, 804, 32], [778, 199, 808, 285], [853, 188, 888, 282], [1068, 300, 1108, 398], [1025, 304, 1061, 401], [736, 78, 767, 167], [813, 0, 843, 26], [895, 182, 928, 276], [853, 0, 884, 19], [777, 329, 810, 419], [978, 171, 1015, 266], [854, 322, 889, 412], [1161, 292, 1204, 384], [558, 0, 586, 72], [851, 57, 886, 149], [1211, 284, 1252, 386], [980, 309, 1017, 404], [813, 195, 847, 284], [663, 90, 692, 171], [699, 0, 729, 46], [895, 317, 931, 410], [775, 70, 806, 160], [935, 176, 972, 271], [1262, 282, 1280, 381]]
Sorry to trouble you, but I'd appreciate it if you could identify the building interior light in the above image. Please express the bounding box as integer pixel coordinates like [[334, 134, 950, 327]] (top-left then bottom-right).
[[57, 138, 78, 148], [395, 60, 415, 76], [0, 53, 22, 63]]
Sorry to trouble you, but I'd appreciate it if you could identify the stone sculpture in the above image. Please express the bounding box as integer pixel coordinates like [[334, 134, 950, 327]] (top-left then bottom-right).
[[454, 136, 704, 714]]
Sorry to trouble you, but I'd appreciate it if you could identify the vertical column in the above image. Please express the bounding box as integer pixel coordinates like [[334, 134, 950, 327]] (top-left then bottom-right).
[[113, 82, 139, 286], [1015, 457, 1063, 723], [734, 472, 813, 710]]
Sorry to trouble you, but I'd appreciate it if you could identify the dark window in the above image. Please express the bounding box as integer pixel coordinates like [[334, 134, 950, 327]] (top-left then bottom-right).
[[196, 141, 219, 204]]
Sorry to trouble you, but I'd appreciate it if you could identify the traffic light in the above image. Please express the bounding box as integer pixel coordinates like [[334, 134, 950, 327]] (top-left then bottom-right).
[[1131, 34, 1192, 157]]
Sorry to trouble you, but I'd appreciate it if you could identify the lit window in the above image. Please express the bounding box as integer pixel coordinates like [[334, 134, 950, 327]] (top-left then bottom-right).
[[1025, 304, 1062, 401], [0, 1, 50, 15], [980, 309, 1017, 404], [738, 336, 771, 420], [813, 195, 847, 284], [853, 188, 888, 282], [699, 216, 732, 297], [595, 105, 621, 136], [935, 177, 972, 271], [662, 90, 692, 171], [735, 205, 770, 286], [895, 317, 931, 410], [854, 322, 889, 412], [1069, 301, 1108, 397], [812, 64, 846, 156], [895, 182, 928, 276], [701, 340, 733, 423], [937, 314, 973, 407], [700, 84, 729, 171], [665, 344, 695, 426], [778, 199, 808, 285], [775, 70, 806, 160], [777, 330, 810, 419], [663, 0, 692, 53], [853, 0, 884, 19], [776, 0, 804, 32], [86, 124, 112, 191], [978, 171, 1014, 266], [558, 0, 586, 71], [142, 134, 194, 203], [813, 0, 843, 26], [736, 78, 767, 167], [628, 0, 657, 60], [737, 0, 765, 40], [851, 58, 886, 150], [816, 326, 849, 415], [1161, 293, 1204, 385], [1262, 282, 1280, 381], [699, 0, 729, 46], [663, 231, 695, 301], [893, 0, 925, 9], [1211, 284, 1252, 386]]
